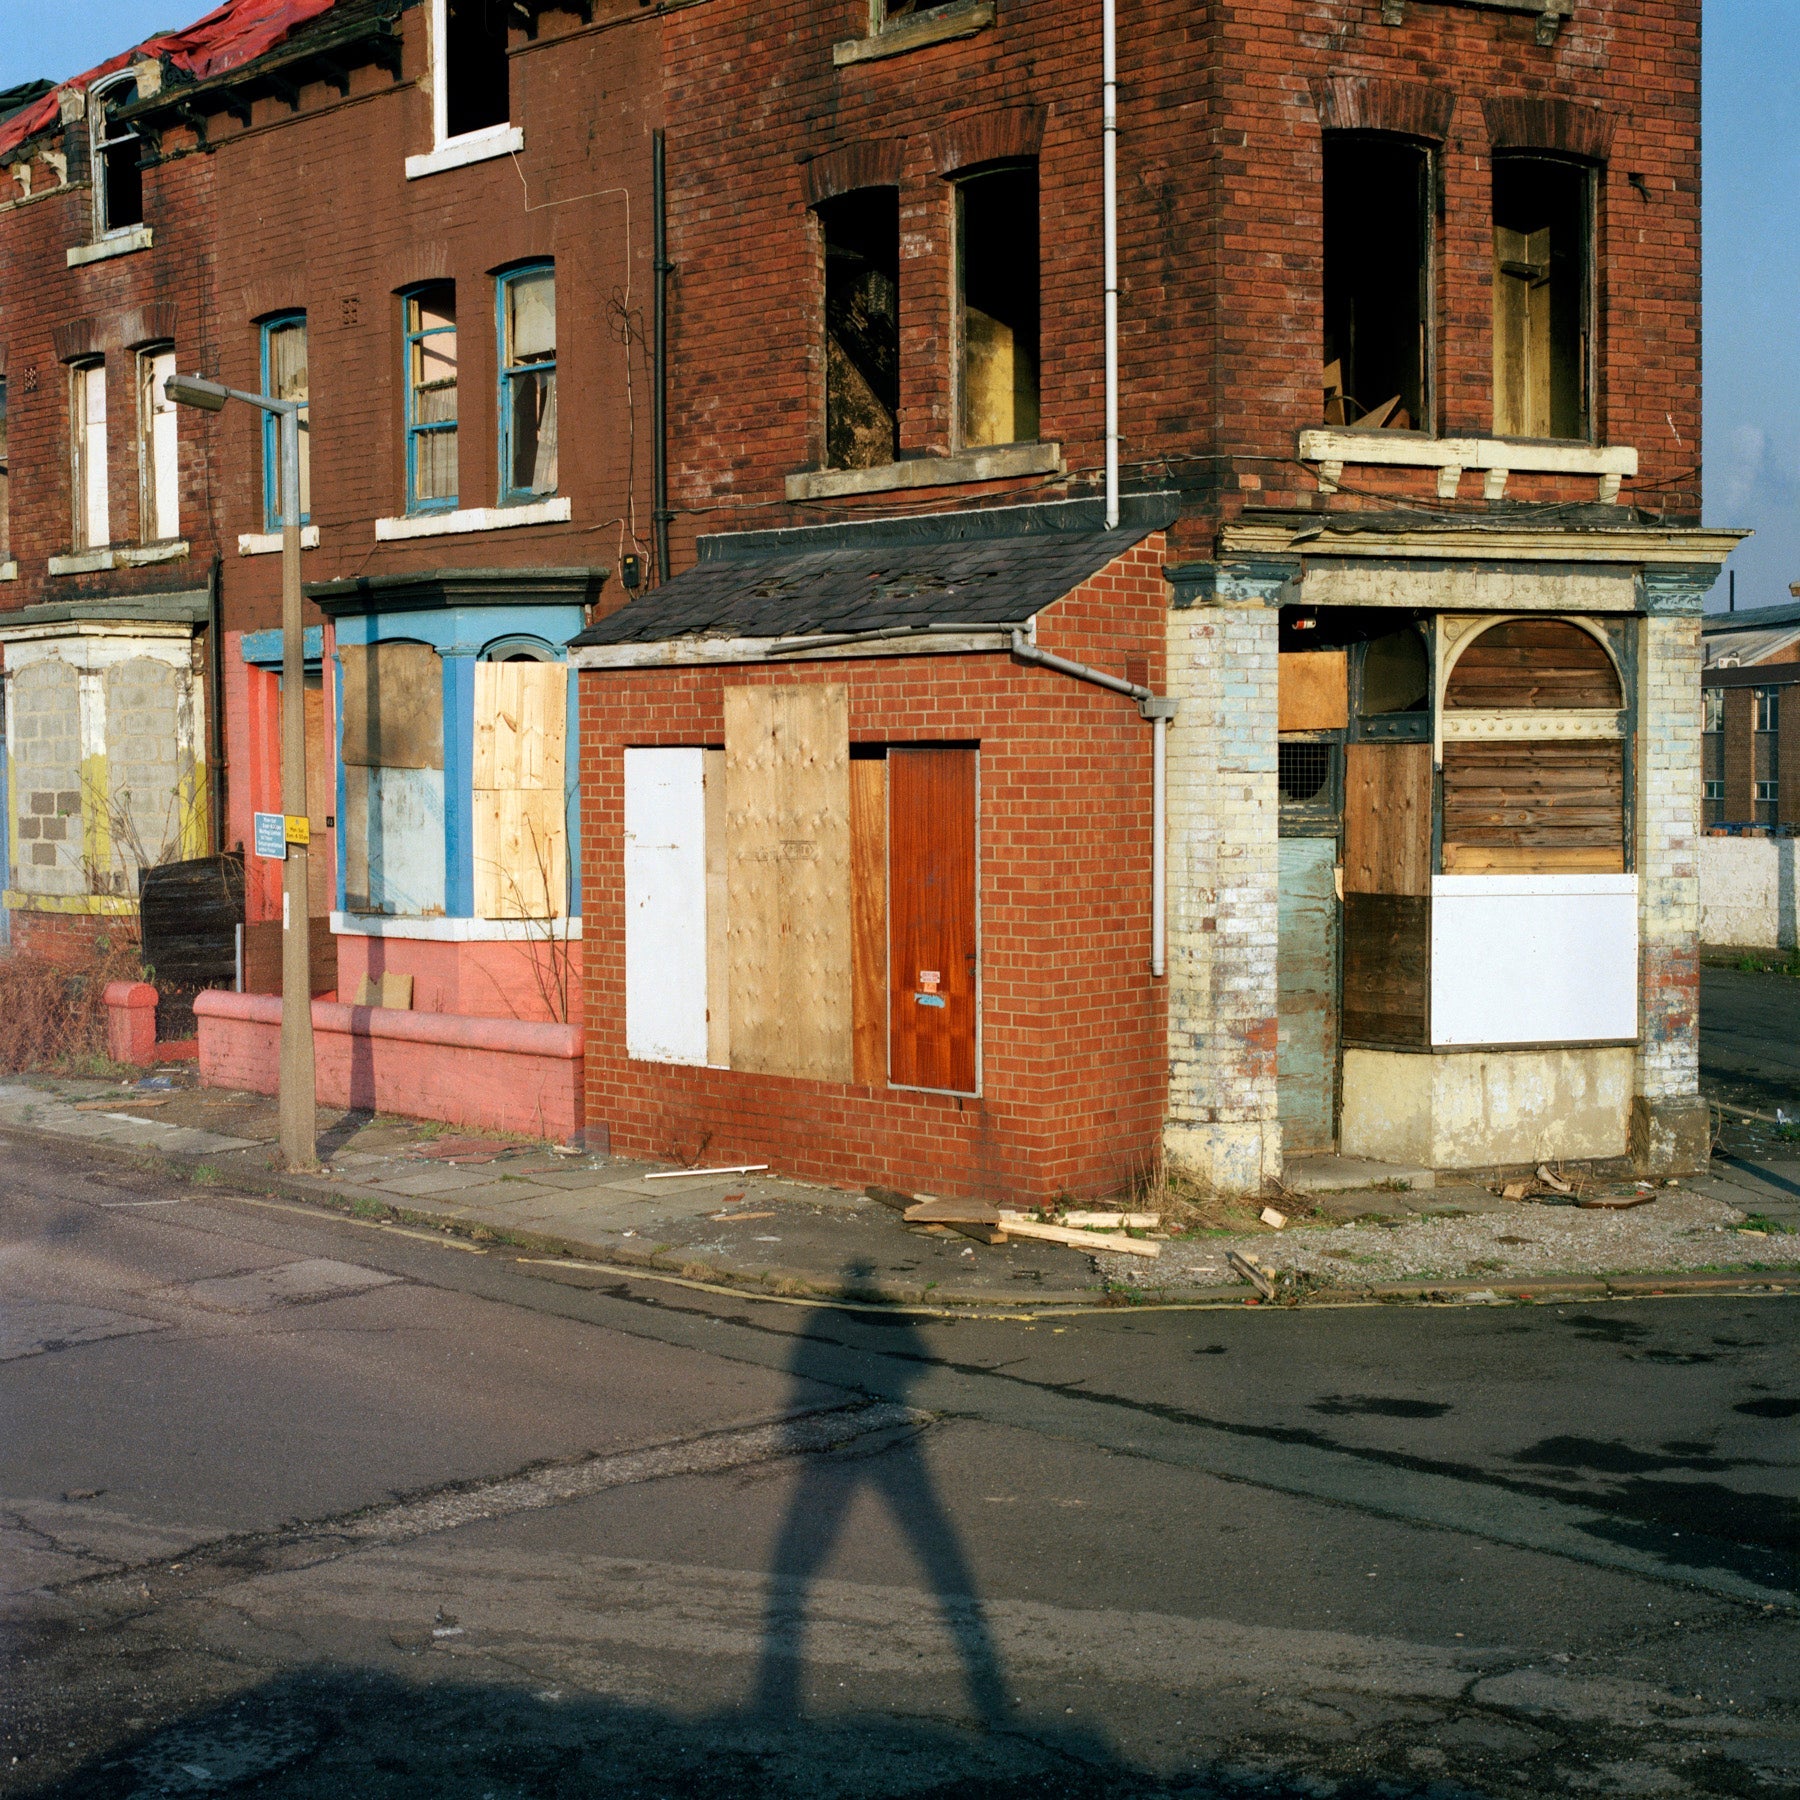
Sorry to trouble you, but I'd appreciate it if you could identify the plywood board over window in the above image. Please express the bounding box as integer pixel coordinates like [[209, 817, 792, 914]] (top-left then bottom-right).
[[339, 642, 447, 916], [473, 659, 567, 918], [724, 684, 852, 1082], [1278, 650, 1348, 732], [624, 746, 708, 1066]]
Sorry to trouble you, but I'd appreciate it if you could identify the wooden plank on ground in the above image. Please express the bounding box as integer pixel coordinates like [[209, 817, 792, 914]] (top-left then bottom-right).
[[724, 684, 852, 1081], [996, 1214, 1161, 1258], [850, 755, 888, 1086]]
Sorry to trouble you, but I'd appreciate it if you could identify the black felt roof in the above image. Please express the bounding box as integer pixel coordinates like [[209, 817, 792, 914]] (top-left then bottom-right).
[[571, 521, 1160, 647]]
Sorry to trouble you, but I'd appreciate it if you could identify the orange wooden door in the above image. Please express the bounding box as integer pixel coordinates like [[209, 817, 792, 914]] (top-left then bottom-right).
[[887, 747, 977, 1092]]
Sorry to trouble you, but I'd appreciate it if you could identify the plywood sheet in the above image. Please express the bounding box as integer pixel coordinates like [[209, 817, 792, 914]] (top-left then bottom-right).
[[850, 756, 888, 1087], [724, 685, 852, 1082], [339, 643, 443, 769], [624, 747, 708, 1066], [1342, 742, 1432, 896], [887, 747, 977, 1094], [473, 660, 565, 791], [474, 661, 568, 919], [1431, 874, 1637, 1046], [1278, 650, 1349, 732]]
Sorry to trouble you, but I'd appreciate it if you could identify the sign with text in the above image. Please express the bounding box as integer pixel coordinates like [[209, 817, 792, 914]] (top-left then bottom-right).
[[253, 812, 288, 860]]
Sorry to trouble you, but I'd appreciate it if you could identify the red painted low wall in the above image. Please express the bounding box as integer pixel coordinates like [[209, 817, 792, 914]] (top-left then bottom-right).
[[104, 981, 159, 1066], [194, 990, 584, 1141]]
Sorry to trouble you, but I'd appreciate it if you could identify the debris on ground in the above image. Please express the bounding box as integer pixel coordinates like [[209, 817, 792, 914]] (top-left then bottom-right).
[[997, 1211, 1160, 1258], [1536, 1163, 1573, 1195], [1260, 1205, 1289, 1229]]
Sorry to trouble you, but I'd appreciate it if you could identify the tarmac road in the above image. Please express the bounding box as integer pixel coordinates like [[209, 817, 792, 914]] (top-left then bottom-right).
[[2, 1137, 1796, 1798]]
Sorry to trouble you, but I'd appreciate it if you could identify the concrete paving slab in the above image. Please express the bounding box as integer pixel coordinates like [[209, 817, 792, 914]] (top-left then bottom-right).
[[373, 1168, 504, 1197], [1285, 1155, 1437, 1194]]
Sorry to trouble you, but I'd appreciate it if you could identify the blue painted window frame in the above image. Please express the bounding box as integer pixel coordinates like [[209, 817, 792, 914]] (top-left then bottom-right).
[[259, 313, 309, 531], [403, 283, 459, 514], [495, 262, 556, 505]]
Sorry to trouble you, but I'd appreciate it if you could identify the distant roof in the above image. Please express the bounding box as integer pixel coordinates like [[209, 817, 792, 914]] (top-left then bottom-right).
[[0, 80, 54, 126], [1702, 599, 1800, 634], [572, 496, 1178, 648], [0, 0, 340, 162]]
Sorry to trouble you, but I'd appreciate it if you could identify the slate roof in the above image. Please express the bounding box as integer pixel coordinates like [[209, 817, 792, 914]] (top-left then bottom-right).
[[571, 521, 1159, 647]]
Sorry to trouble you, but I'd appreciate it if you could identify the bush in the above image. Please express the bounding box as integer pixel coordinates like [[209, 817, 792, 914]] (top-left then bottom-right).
[[0, 934, 147, 1073]]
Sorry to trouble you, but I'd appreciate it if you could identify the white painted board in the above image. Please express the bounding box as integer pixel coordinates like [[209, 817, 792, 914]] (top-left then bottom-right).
[[624, 747, 709, 1065], [1431, 874, 1638, 1047]]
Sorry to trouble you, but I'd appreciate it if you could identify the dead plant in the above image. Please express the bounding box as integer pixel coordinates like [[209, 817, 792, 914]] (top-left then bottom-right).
[[0, 930, 147, 1073]]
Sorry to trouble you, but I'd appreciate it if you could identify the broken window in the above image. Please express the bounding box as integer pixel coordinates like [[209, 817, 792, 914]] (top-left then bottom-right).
[[135, 344, 178, 543], [498, 263, 557, 500], [1492, 155, 1592, 440], [958, 163, 1040, 448], [820, 189, 900, 470], [1322, 135, 1429, 431], [90, 76, 143, 236], [1703, 689, 1724, 734], [442, 0, 509, 140], [339, 641, 447, 916], [260, 313, 310, 529], [70, 358, 109, 551], [404, 283, 458, 511], [1756, 686, 1779, 734]]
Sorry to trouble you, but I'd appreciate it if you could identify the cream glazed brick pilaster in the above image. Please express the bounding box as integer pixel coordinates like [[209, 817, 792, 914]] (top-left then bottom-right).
[[1631, 567, 1718, 1174], [1161, 561, 1289, 1195]]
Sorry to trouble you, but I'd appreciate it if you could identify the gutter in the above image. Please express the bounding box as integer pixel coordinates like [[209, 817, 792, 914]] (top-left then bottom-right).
[[1008, 631, 1177, 977]]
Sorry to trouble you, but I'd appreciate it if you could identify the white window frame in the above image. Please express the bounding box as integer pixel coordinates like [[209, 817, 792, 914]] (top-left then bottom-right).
[[70, 359, 110, 553], [89, 72, 144, 241], [136, 344, 179, 544], [405, 0, 522, 180]]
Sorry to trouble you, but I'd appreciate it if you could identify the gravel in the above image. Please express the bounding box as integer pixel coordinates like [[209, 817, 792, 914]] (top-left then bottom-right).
[[1097, 1188, 1795, 1289]]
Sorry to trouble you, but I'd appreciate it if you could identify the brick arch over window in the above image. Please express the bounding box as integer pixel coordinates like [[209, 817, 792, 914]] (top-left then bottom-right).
[[933, 105, 1047, 177], [1309, 78, 1455, 142], [1439, 617, 1628, 875], [389, 243, 451, 297], [801, 141, 903, 207], [1481, 96, 1615, 161]]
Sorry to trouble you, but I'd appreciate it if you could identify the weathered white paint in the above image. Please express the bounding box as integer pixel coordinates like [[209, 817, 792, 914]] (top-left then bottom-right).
[[143, 347, 179, 542], [373, 497, 569, 541], [623, 747, 709, 1066], [1431, 874, 1639, 1046], [238, 526, 321, 555], [345, 765, 446, 916], [1341, 1045, 1633, 1168], [1699, 836, 1799, 950], [1303, 563, 1638, 614]]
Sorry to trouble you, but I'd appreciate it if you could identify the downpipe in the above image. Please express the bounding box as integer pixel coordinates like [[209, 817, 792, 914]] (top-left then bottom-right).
[[1102, 0, 1119, 530], [1010, 632, 1176, 977]]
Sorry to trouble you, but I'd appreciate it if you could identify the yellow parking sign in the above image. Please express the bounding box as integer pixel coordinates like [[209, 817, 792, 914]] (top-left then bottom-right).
[[284, 814, 311, 846]]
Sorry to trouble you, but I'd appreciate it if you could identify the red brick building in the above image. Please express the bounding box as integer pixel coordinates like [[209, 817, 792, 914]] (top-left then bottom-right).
[[574, 0, 1741, 1197]]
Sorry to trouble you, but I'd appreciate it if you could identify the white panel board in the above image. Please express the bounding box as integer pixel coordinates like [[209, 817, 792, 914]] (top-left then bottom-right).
[[1431, 874, 1638, 1047], [624, 747, 709, 1065]]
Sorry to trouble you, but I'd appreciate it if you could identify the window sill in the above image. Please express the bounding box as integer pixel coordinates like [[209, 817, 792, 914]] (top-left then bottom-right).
[[1297, 428, 1635, 502], [405, 124, 523, 181], [785, 441, 1062, 503], [374, 497, 570, 542], [833, 0, 995, 66], [48, 540, 189, 576], [67, 224, 153, 267], [331, 910, 581, 942], [238, 526, 322, 556]]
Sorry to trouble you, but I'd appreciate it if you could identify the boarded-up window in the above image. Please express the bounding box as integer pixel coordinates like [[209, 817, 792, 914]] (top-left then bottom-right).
[[473, 659, 567, 918], [623, 747, 709, 1066], [724, 685, 853, 1082], [1441, 619, 1625, 875], [887, 747, 977, 1094], [1492, 156, 1591, 441], [339, 642, 446, 915], [1340, 743, 1433, 1048]]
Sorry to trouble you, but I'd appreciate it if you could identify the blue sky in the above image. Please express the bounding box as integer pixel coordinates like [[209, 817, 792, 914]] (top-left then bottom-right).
[[3, 1, 1793, 614]]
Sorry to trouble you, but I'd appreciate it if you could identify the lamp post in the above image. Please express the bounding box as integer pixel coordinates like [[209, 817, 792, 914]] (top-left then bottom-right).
[[166, 372, 316, 1170]]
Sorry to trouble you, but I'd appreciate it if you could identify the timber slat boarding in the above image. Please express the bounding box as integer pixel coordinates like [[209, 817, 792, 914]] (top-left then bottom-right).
[[1445, 620, 1621, 711], [1343, 741, 1432, 896], [1442, 740, 1623, 861], [724, 684, 853, 1082], [1342, 892, 1429, 1046], [849, 756, 888, 1086]]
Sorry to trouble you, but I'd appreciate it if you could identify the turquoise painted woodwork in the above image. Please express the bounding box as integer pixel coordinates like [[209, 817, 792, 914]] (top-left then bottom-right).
[[1278, 836, 1340, 1154]]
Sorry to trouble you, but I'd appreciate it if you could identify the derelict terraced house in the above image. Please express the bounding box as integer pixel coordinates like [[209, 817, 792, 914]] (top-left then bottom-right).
[[572, 0, 1741, 1203]]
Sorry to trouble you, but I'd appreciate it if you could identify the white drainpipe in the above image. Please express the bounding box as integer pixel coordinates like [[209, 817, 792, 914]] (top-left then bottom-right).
[[1102, 0, 1119, 530], [1010, 632, 1176, 976]]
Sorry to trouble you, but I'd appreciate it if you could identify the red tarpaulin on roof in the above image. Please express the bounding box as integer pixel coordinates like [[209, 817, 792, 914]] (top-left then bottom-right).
[[0, 0, 339, 163]]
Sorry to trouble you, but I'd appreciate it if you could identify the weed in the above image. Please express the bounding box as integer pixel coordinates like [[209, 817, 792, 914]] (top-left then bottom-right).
[[1741, 1213, 1788, 1235], [0, 934, 146, 1073], [1774, 1123, 1800, 1144], [350, 1197, 387, 1220], [1375, 1177, 1413, 1193], [190, 1164, 223, 1186], [1467, 1257, 1504, 1272], [1735, 951, 1800, 979]]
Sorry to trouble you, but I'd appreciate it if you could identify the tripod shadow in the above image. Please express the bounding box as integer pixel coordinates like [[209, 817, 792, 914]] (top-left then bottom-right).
[[751, 1266, 1011, 1727]]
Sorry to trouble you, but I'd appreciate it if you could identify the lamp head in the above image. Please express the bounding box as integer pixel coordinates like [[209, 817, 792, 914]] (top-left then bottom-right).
[[164, 372, 229, 412]]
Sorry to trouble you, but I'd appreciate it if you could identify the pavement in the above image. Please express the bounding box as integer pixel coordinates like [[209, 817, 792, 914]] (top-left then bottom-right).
[[2, 1134, 1796, 1797]]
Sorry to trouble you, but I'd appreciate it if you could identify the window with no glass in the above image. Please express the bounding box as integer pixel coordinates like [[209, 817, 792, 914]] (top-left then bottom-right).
[[1492, 155, 1593, 441], [442, 0, 509, 140], [90, 77, 143, 236], [404, 284, 458, 511], [260, 314, 310, 530], [70, 359, 109, 551], [498, 264, 556, 501], [135, 344, 178, 543], [958, 162, 1040, 448], [1322, 134, 1430, 431], [820, 189, 900, 471]]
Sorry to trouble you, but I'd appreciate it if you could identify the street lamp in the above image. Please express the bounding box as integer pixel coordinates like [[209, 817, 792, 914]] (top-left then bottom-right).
[[166, 372, 317, 1170]]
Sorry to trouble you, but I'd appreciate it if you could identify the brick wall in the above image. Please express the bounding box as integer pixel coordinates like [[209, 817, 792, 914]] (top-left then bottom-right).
[[577, 539, 1171, 1201]]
